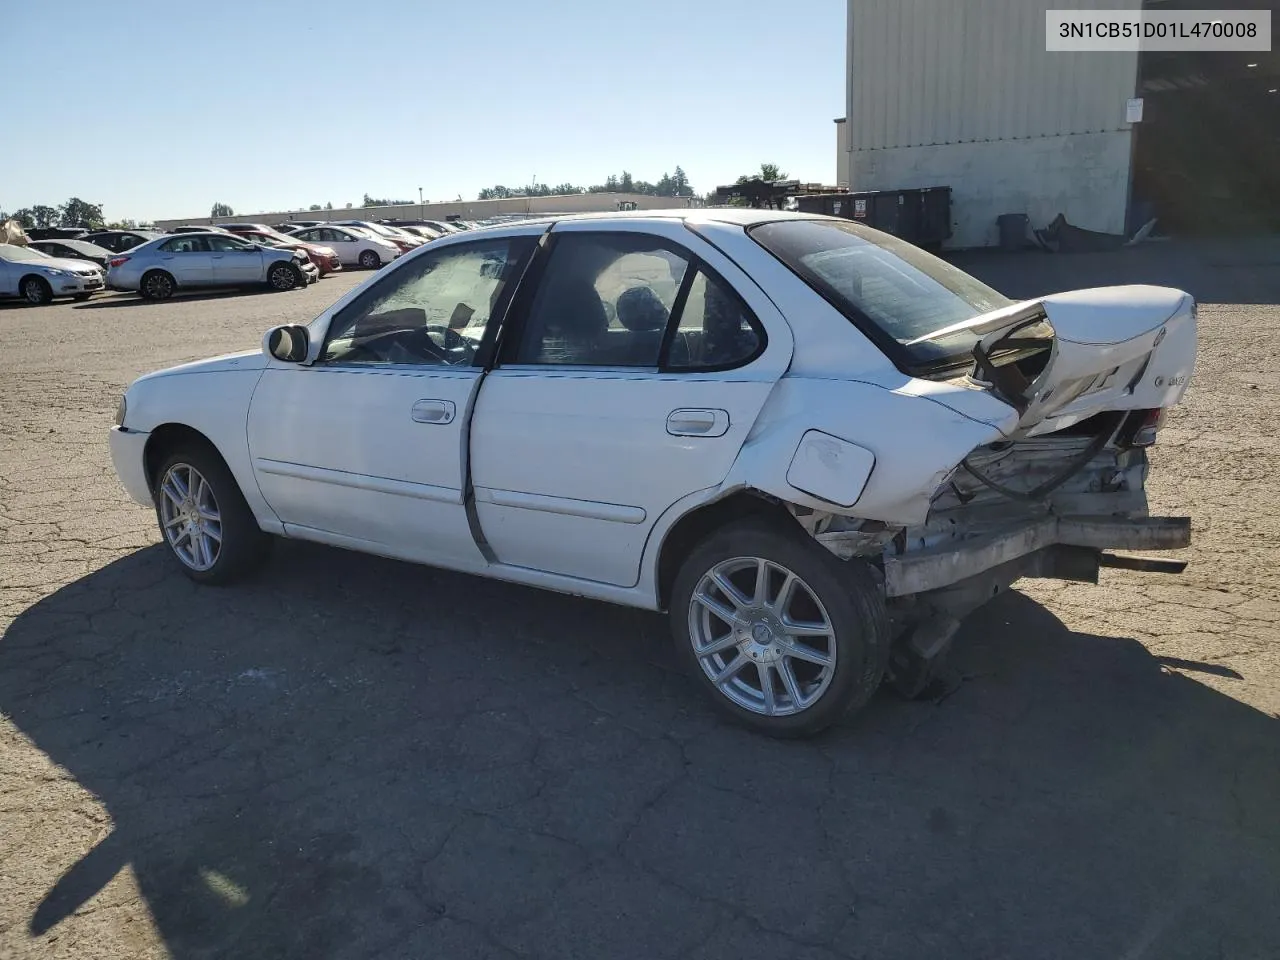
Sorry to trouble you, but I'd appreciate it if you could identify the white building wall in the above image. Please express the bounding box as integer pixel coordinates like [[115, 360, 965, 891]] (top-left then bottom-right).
[[845, 0, 1141, 247]]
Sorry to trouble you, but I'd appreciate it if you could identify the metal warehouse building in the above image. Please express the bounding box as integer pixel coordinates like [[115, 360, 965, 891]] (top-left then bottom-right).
[[837, 0, 1280, 248]]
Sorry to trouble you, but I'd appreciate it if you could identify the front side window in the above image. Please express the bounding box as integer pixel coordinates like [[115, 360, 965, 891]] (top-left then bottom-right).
[[749, 219, 1011, 371], [321, 237, 534, 367], [513, 233, 690, 366], [205, 235, 252, 252]]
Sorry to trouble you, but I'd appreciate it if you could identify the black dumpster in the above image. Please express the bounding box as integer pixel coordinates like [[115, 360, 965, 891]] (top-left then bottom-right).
[[796, 187, 952, 248]]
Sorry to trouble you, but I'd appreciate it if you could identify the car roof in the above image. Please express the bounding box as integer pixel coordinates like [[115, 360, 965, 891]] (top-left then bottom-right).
[[459, 207, 815, 232]]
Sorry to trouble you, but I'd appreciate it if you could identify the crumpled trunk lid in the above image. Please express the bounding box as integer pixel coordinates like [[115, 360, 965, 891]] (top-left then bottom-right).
[[912, 285, 1196, 438]]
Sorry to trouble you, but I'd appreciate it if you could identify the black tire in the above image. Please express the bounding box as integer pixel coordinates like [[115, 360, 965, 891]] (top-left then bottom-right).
[[21, 276, 52, 305], [267, 261, 301, 291], [358, 249, 381, 269], [140, 270, 175, 301], [670, 517, 889, 738], [152, 443, 272, 585]]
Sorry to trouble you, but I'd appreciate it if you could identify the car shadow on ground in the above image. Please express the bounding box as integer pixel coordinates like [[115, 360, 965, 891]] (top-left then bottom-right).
[[3, 543, 1278, 959], [71, 288, 319, 310]]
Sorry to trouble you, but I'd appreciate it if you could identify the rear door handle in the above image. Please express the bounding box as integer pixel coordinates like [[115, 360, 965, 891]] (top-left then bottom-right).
[[667, 408, 729, 437], [411, 399, 455, 424]]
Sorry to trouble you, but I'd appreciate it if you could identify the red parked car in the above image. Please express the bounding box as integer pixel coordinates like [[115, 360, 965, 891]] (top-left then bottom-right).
[[220, 226, 343, 276]]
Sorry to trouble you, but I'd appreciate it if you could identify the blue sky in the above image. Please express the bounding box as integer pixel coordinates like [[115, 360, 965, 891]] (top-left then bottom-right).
[[2, 0, 845, 222]]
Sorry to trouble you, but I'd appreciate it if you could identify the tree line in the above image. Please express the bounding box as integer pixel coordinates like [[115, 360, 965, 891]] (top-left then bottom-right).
[[1, 198, 143, 230], [478, 166, 695, 201]]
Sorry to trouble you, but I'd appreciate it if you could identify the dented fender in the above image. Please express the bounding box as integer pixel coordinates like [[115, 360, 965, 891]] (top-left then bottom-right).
[[723, 377, 1013, 526]]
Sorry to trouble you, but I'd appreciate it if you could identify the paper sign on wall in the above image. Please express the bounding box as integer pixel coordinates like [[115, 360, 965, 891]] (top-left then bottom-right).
[[1126, 97, 1144, 123]]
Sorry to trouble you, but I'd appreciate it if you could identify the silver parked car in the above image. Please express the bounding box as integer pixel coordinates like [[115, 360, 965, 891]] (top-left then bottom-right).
[[0, 243, 105, 304], [107, 232, 319, 300]]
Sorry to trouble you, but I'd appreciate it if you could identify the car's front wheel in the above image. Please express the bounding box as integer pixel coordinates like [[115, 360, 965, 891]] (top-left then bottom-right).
[[670, 517, 889, 738], [267, 261, 300, 291], [22, 276, 52, 305], [153, 444, 271, 584], [358, 249, 381, 269]]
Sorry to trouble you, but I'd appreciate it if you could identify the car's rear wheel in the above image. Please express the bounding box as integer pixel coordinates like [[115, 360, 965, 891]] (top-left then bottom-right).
[[140, 270, 175, 301], [268, 261, 300, 291], [153, 444, 271, 585], [22, 276, 52, 305], [358, 249, 381, 269], [670, 517, 889, 738]]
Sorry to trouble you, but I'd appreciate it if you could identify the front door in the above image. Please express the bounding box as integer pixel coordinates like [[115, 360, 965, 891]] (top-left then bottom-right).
[[208, 235, 265, 283], [469, 221, 793, 588], [247, 232, 537, 568], [156, 235, 215, 285]]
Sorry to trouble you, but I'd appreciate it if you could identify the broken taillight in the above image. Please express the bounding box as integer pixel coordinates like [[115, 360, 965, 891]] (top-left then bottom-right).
[[1128, 408, 1167, 447]]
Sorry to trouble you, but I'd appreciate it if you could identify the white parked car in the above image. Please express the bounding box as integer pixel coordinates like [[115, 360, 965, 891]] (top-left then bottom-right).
[[287, 225, 402, 269], [0, 243, 105, 304], [108, 211, 1196, 736]]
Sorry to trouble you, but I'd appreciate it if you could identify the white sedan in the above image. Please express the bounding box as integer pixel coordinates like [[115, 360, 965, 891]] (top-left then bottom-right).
[[0, 243, 105, 304], [286, 225, 402, 269], [109, 211, 1196, 736]]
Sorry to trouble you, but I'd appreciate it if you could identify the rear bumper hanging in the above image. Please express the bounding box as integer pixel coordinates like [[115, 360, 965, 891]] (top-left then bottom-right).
[[882, 515, 1191, 597]]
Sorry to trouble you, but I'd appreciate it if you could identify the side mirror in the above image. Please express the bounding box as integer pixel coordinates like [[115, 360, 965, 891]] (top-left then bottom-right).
[[265, 324, 309, 363]]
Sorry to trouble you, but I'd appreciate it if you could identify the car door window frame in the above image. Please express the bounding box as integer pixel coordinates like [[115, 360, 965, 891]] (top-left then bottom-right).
[[496, 230, 767, 374], [317, 235, 537, 370]]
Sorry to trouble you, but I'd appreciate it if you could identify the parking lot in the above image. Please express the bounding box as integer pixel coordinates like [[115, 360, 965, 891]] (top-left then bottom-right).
[[2, 257, 1278, 959]]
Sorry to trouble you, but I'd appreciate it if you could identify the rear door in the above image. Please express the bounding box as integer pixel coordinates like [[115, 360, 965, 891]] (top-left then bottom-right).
[[469, 220, 794, 588], [157, 235, 214, 285]]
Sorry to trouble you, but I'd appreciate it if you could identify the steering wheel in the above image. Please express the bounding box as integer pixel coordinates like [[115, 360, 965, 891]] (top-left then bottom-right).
[[416, 324, 476, 365]]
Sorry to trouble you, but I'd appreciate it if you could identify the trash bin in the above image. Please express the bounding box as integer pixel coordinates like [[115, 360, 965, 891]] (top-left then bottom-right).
[[997, 214, 1029, 252]]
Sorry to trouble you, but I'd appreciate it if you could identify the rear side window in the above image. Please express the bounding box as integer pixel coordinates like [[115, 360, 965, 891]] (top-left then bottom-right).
[[160, 236, 205, 253], [509, 232, 764, 370]]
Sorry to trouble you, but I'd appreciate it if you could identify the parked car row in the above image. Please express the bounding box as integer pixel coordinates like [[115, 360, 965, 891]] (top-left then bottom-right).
[[5, 215, 493, 304], [105, 232, 320, 300]]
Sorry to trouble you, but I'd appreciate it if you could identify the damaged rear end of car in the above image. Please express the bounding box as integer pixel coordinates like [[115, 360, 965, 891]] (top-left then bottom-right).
[[736, 217, 1197, 699]]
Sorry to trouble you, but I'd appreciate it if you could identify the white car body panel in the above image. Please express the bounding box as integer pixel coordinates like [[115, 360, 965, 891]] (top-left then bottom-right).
[[109, 350, 280, 528], [468, 217, 795, 587], [247, 365, 486, 569], [109, 210, 1197, 612]]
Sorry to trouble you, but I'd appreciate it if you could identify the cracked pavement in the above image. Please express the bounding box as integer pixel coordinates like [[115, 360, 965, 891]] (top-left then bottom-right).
[[2, 256, 1278, 959]]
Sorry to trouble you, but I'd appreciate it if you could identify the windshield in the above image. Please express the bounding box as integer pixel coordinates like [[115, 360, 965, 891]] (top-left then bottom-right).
[[748, 219, 1011, 370], [0, 244, 51, 261]]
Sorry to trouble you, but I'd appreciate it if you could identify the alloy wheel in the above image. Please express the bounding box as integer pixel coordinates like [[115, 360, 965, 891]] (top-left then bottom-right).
[[158, 463, 222, 571], [144, 273, 173, 299], [23, 279, 49, 304], [269, 263, 297, 290], [688, 557, 838, 717]]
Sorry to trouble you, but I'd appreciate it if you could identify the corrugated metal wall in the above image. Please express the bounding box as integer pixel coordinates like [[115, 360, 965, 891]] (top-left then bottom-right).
[[848, 0, 1141, 152]]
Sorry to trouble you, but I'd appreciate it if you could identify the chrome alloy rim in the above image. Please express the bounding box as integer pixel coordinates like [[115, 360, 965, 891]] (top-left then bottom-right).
[[158, 463, 222, 571], [688, 557, 837, 717], [269, 263, 296, 289]]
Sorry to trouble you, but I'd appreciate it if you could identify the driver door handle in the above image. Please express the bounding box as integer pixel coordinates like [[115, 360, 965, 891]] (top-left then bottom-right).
[[411, 399, 455, 424], [667, 408, 729, 437]]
